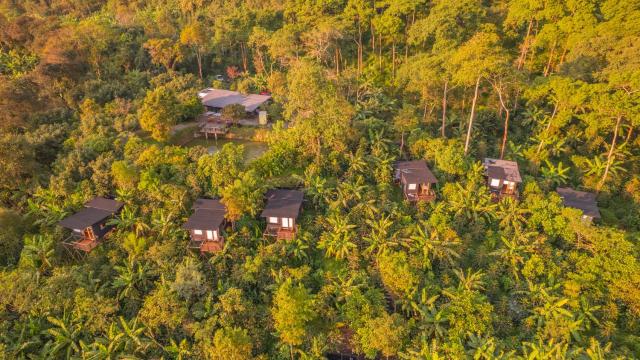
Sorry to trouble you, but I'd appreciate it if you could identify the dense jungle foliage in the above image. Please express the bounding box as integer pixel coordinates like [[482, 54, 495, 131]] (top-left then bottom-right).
[[1, 0, 640, 358]]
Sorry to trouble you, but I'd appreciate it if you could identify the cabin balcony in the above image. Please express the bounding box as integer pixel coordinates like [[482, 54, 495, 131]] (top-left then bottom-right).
[[264, 224, 297, 240], [406, 190, 436, 202], [200, 239, 225, 253], [63, 234, 100, 253], [491, 189, 519, 201]]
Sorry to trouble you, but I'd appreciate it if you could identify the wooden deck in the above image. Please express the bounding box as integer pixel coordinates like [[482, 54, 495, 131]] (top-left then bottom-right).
[[492, 189, 519, 201], [200, 239, 224, 253], [405, 190, 436, 202], [188, 238, 225, 254], [264, 224, 297, 240]]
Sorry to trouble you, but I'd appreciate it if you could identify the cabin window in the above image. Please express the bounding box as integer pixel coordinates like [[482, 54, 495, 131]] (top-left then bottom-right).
[[490, 178, 501, 187], [282, 217, 292, 228], [213, 230, 218, 240], [269, 217, 278, 224], [206, 230, 214, 240], [408, 183, 417, 190], [504, 181, 515, 189], [194, 230, 203, 235]]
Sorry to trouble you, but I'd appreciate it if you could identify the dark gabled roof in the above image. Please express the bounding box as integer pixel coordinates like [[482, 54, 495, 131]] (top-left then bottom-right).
[[483, 158, 522, 182], [193, 198, 226, 211], [556, 187, 601, 219], [396, 160, 438, 184], [260, 189, 304, 218], [85, 197, 124, 212], [59, 208, 113, 230], [184, 210, 225, 230], [487, 166, 506, 180], [58, 197, 123, 230], [184, 198, 226, 230]]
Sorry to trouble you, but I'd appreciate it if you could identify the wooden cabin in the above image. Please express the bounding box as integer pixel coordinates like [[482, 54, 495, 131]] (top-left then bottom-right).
[[261, 189, 303, 240], [58, 197, 124, 253], [556, 187, 601, 222], [395, 160, 438, 202], [183, 199, 227, 253], [483, 158, 522, 201]]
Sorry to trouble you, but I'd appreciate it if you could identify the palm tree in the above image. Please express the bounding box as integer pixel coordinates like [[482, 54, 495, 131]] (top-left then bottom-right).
[[79, 322, 125, 360], [447, 183, 496, 224], [122, 232, 148, 263], [333, 178, 367, 210], [490, 236, 532, 282], [363, 215, 397, 257], [117, 317, 150, 355], [163, 338, 191, 360], [406, 222, 460, 270], [112, 260, 152, 301], [495, 197, 527, 232], [302, 173, 330, 209], [541, 160, 570, 186], [108, 205, 149, 236], [452, 268, 485, 292], [21, 234, 55, 281], [318, 213, 357, 260], [284, 237, 309, 262], [151, 208, 178, 238], [411, 289, 446, 340], [43, 314, 83, 359]]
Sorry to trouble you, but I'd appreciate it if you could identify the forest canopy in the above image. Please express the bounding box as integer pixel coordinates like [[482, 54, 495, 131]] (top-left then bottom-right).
[[1, 0, 640, 359]]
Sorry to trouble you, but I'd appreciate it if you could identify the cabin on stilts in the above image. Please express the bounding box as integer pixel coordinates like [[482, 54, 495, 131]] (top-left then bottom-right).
[[483, 158, 522, 201], [200, 121, 229, 140], [394, 160, 438, 202], [58, 197, 123, 254], [183, 199, 227, 254], [261, 189, 303, 240], [556, 187, 601, 222]]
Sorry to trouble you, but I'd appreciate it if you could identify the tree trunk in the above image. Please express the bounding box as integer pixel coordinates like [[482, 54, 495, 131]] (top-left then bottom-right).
[[335, 46, 340, 75], [240, 43, 248, 72], [544, 40, 557, 77], [358, 22, 363, 75], [464, 76, 481, 155], [517, 19, 533, 70], [597, 115, 623, 191], [442, 80, 448, 138], [423, 101, 428, 122], [558, 40, 569, 69], [536, 103, 558, 156], [196, 49, 203, 79], [624, 125, 633, 145], [494, 86, 511, 159], [378, 37, 382, 70], [400, 130, 405, 158], [371, 24, 375, 52], [392, 41, 396, 78], [499, 108, 511, 159]]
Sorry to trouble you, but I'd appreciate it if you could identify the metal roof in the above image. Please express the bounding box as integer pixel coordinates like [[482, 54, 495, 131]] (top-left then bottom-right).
[[199, 88, 271, 112], [183, 209, 226, 230], [193, 198, 226, 211], [483, 158, 522, 182], [396, 160, 438, 184], [59, 208, 113, 230], [260, 189, 304, 218], [184, 199, 226, 230], [85, 197, 123, 212], [58, 197, 123, 230], [556, 187, 601, 219]]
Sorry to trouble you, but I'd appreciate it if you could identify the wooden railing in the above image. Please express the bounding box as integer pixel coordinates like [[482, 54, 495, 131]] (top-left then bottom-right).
[[264, 224, 297, 240], [405, 190, 436, 202]]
